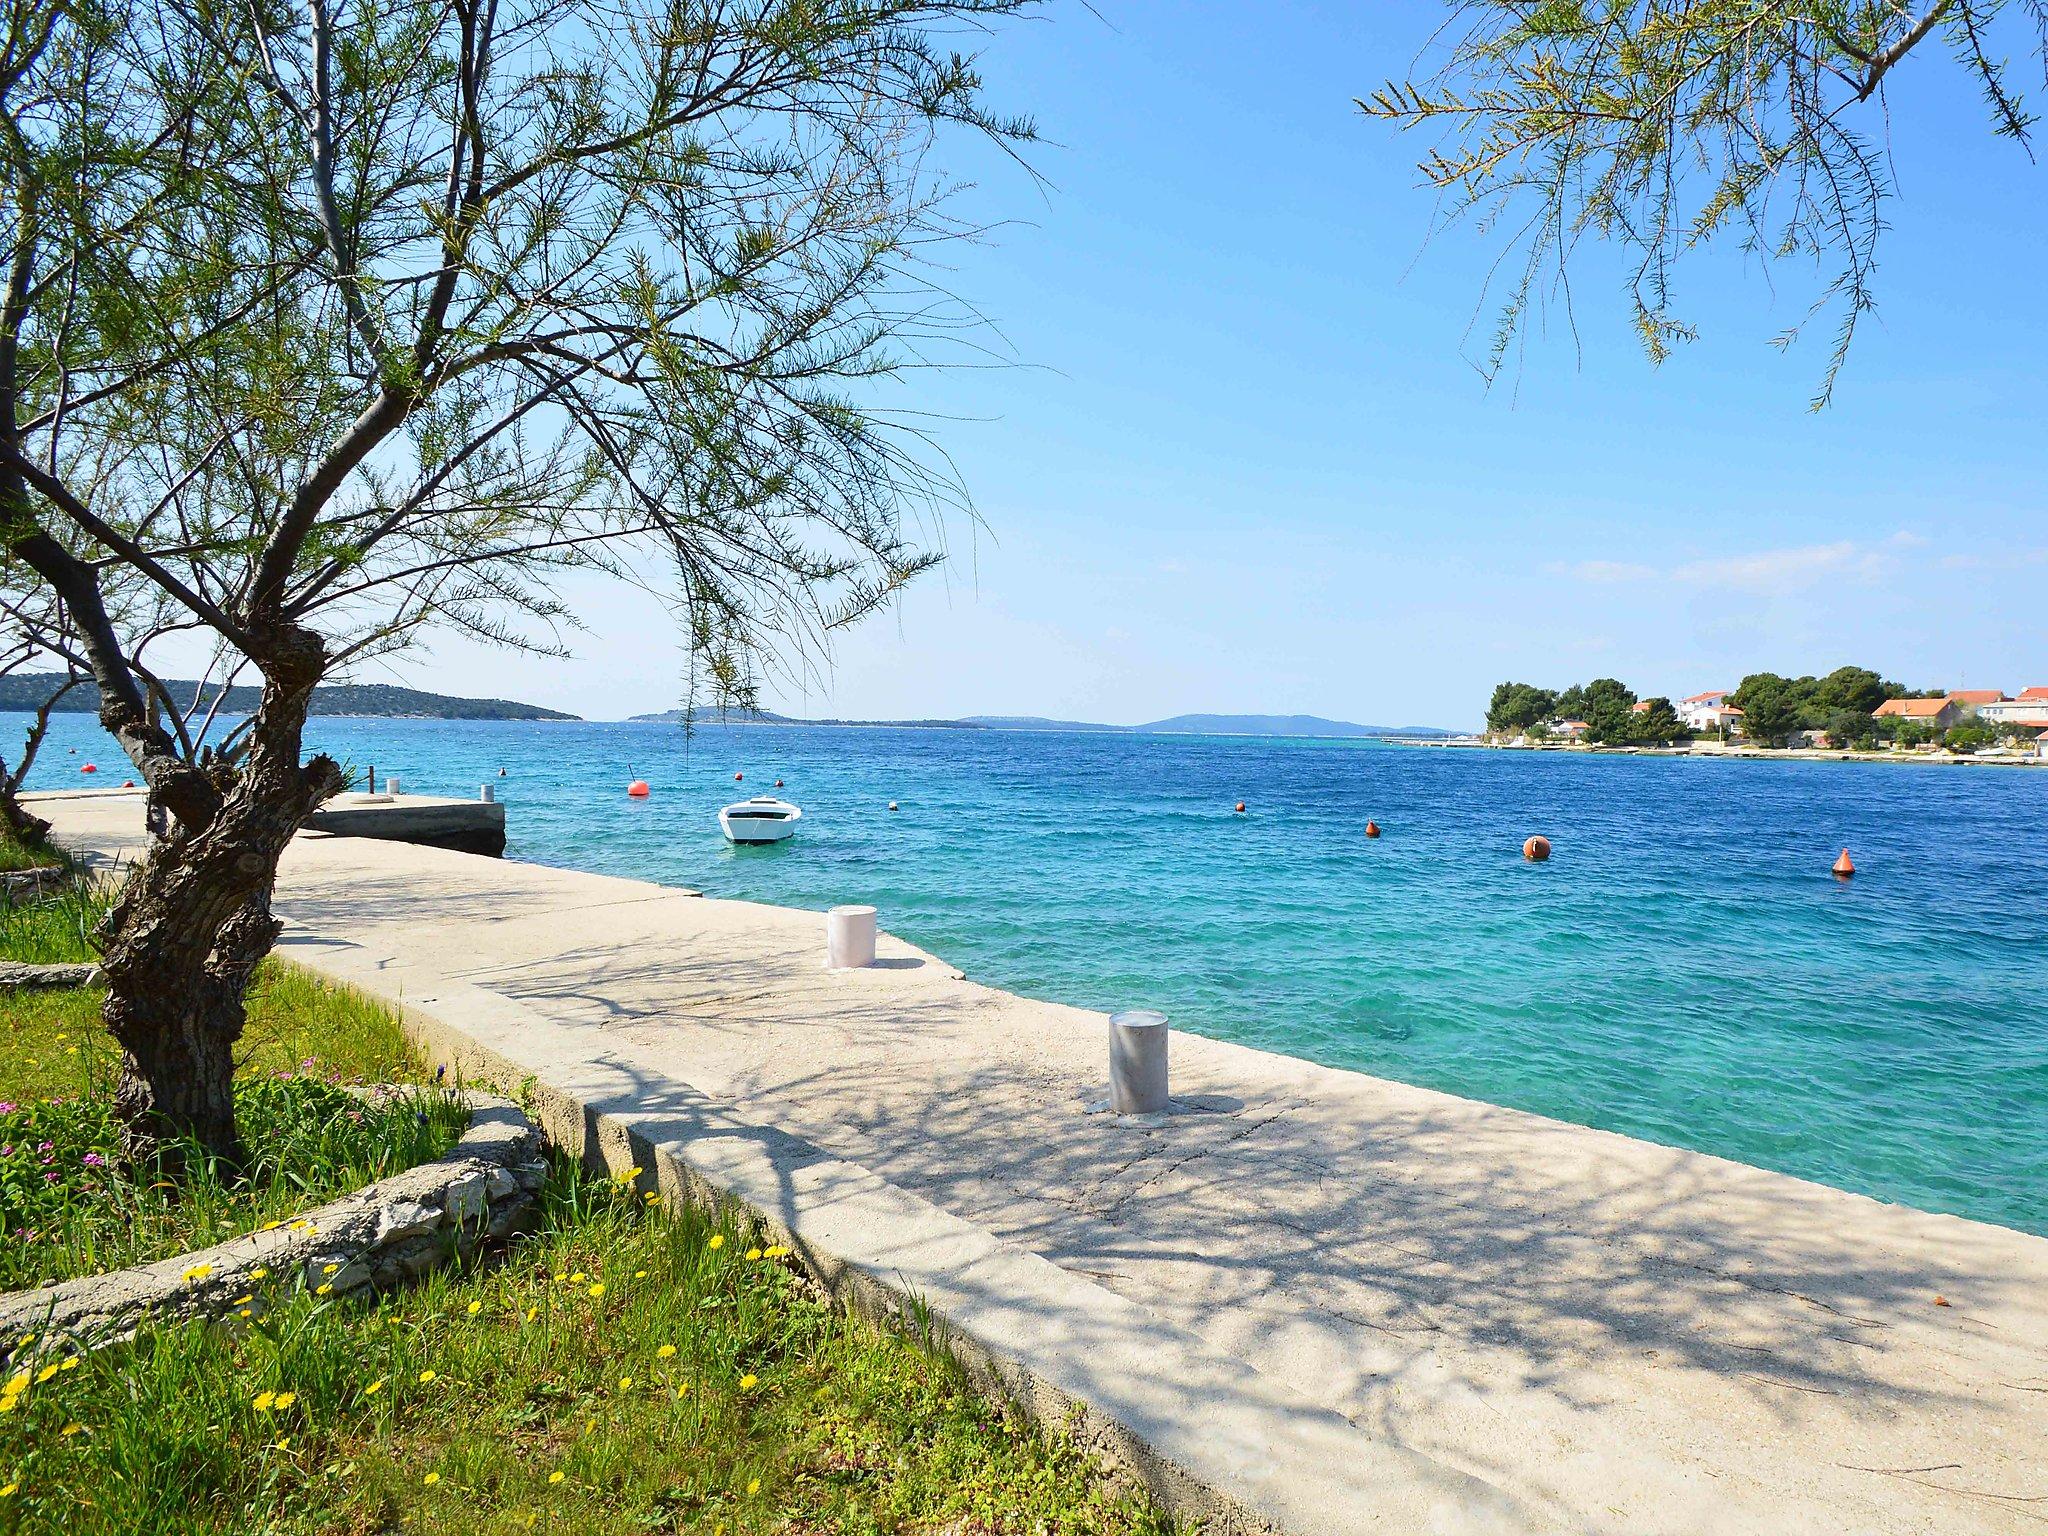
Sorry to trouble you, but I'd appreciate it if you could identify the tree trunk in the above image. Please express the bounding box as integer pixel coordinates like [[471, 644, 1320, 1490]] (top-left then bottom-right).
[[96, 625, 344, 1173], [0, 782, 50, 845]]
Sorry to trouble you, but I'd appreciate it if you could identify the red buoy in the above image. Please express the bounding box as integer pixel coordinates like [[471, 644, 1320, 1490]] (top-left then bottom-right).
[[1832, 848, 1855, 879], [1234, 800, 1247, 814], [774, 779, 784, 788], [1523, 835, 1551, 862], [734, 771, 743, 781], [80, 763, 97, 773], [1364, 820, 1380, 838], [627, 780, 650, 798], [121, 780, 135, 788]]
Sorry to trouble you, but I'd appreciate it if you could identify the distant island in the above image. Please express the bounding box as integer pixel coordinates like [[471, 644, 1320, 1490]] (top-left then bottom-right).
[[628, 706, 1459, 738], [0, 673, 578, 721]]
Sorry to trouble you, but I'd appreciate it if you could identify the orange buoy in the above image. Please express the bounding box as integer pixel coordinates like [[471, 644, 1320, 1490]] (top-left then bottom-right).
[[1365, 820, 1380, 838], [1234, 800, 1246, 814], [80, 762, 97, 773], [1832, 848, 1855, 879], [1523, 835, 1551, 862], [627, 779, 650, 798]]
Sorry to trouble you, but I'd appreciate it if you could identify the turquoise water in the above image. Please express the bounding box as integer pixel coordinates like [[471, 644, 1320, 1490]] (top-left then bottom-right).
[[17, 714, 2048, 1234]]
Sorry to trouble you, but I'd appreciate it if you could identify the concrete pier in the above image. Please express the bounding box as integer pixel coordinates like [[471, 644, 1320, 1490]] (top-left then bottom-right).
[[305, 791, 505, 856], [26, 789, 2048, 1536]]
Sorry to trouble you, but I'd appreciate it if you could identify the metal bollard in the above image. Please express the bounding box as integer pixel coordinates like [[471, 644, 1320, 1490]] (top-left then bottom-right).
[[826, 905, 877, 969], [480, 783, 495, 803], [1109, 1010, 1170, 1115]]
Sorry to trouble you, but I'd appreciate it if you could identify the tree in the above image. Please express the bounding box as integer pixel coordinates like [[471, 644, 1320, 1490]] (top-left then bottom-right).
[[1, 0, 1036, 1166], [1811, 666, 1893, 716], [1628, 696, 1680, 744], [0, 634, 79, 844], [1577, 676, 1637, 742], [1361, 4, 2044, 406], [1731, 673, 1801, 746], [1486, 680, 1556, 733]]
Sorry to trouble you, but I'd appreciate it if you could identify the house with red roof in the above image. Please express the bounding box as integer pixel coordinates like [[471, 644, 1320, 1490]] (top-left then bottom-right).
[[1874, 696, 1960, 730], [1677, 690, 1742, 735]]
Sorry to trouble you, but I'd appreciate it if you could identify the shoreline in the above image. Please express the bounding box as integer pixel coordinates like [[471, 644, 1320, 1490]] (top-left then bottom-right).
[[1404, 736, 2048, 767], [27, 788, 2048, 1535]]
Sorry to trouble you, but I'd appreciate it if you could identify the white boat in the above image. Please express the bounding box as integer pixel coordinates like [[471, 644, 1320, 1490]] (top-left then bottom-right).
[[718, 796, 802, 843]]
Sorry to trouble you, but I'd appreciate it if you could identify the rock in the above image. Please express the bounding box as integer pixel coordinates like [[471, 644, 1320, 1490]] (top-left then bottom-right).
[[375, 1199, 442, 1244], [442, 1170, 488, 1223], [0, 962, 99, 990]]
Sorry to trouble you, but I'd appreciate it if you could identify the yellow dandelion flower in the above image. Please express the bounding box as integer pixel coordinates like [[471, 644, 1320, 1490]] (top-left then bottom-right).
[[655, 1345, 675, 1359], [746, 1478, 760, 1496], [587, 1283, 605, 1298], [364, 1378, 385, 1395], [262, 1221, 285, 1232], [745, 1248, 761, 1261], [60, 1422, 83, 1437], [253, 1391, 277, 1412], [466, 1300, 482, 1316], [233, 1294, 252, 1305], [614, 1167, 640, 1185], [273, 1437, 291, 1451], [58, 1359, 76, 1372], [1, 1396, 19, 1415], [34, 1365, 58, 1385], [316, 1284, 333, 1296], [181, 1263, 212, 1283], [423, 1472, 440, 1486], [552, 1271, 567, 1283], [0, 1482, 16, 1498], [322, 1263, 339, 1275], [617, 1376, 632, 1391], [16, 1334, 31, 1346], [569, 1271, 585, 1284], [707, 1235, 724, 1251], [547, 1471, 565, 1485], [273, 1392, 296, 1410], [418, 1369, 437, 1383], [739, 1373, 758, 1390], [643, 1192, 658, 1204], [4, 1372, 27, 1395], [524, 1306, 538, 1322], [238, 1309, 253, 1319], [676, 1382, 691, 1398], [250, 1267, 268, 1280], [634, 1270, 648, 1279]]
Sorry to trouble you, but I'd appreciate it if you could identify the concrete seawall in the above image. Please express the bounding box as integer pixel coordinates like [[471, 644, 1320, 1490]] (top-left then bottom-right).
[[27, 790, 2048, 1535]]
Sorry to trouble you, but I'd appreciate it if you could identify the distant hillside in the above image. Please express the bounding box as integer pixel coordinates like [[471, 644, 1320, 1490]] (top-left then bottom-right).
[[629, 707, 979, 729], [0, 673, 576, 721], [628, 705, 1459, 737], [958, 715, 1127, 733], [1138, 713, 1453, 738]]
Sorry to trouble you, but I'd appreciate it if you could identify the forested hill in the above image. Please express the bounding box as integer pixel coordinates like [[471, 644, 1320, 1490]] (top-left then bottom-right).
[[0, 673, 577, 721]]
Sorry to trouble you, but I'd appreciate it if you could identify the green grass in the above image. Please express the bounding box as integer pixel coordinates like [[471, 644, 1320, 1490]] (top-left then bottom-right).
[[0, 829, 64, 874], [0, 1169, 1168, 1535], [2, 884, 461, 1288]]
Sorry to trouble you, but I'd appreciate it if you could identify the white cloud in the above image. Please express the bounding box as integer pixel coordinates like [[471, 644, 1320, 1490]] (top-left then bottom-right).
[[1556, 531, 1928, 596]]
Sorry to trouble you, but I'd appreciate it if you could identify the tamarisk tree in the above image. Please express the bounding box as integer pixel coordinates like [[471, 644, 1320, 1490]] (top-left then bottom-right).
[[1362, 3, 2046, 405], [0, 0, 1034, 1167]]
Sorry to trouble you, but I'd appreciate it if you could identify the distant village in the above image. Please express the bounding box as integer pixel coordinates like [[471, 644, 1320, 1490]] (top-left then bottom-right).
[[1481, 672, 2048, 757]]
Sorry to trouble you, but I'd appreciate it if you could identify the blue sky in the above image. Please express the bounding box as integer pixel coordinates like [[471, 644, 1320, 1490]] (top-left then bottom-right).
[[405, 2, 2048, 727]]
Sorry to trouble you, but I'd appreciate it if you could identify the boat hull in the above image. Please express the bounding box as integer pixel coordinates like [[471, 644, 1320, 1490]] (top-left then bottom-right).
[[718, 798, 802, 843]]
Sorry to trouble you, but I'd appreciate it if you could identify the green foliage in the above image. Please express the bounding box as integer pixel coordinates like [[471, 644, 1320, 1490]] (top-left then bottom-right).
[[1730, 673, 1801, 747], [1361, 2, 2044, 405], [0, 1073, 465, 1290], [0, 829, 63, 873], [0, 878, 107, 963], [1485, 680, 1556, 733], [0, 1170, 1167, 1535], [1576, 678, 1638, 743], [1944, 724, 1995, 753], [1628, 697, 1681, 744]]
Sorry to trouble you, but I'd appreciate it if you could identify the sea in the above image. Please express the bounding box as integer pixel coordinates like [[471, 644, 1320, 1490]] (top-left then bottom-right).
[[15, 714, 2048, 1235]]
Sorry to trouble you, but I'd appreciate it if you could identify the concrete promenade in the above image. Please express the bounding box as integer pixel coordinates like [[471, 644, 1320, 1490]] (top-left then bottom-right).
[[32, 790, 2048, 1535]]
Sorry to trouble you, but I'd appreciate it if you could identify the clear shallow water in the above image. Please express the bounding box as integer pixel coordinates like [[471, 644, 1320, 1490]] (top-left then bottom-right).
[[18, 714, 2048, 1234]]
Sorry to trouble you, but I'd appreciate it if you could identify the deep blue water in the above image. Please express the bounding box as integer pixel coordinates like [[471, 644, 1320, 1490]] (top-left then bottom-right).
[[17, 715, 2048, 1234]]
